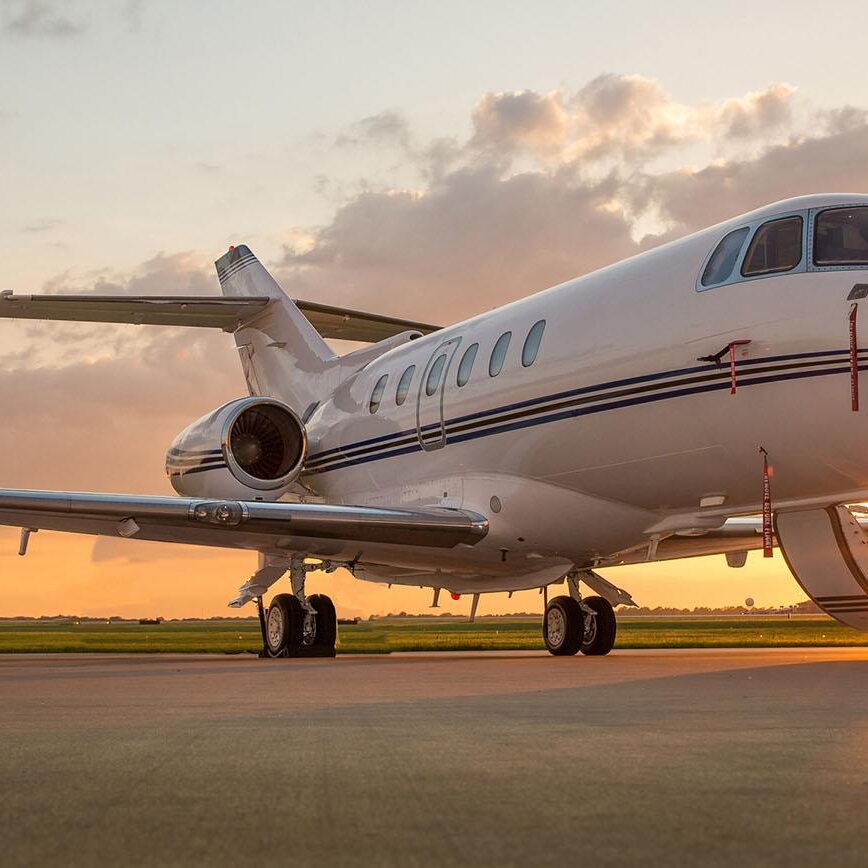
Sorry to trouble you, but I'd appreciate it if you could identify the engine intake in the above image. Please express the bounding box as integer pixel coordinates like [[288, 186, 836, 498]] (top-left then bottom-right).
[[226, 401, 305, 488], [168, 397, 307, 500]]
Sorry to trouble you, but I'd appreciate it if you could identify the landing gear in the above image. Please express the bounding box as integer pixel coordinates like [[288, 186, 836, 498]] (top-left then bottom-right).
[[254, 555, 338, 658], [543, 596, 584, 656], [544, 574, 619, 657], [580, 595, 617, 656]]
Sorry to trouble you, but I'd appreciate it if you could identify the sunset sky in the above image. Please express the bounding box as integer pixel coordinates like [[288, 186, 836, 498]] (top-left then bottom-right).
[[2, 0, 868, 618]]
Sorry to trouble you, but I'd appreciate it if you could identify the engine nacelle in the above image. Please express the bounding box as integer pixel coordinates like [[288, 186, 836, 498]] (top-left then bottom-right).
[[167, 397, 307, 500]]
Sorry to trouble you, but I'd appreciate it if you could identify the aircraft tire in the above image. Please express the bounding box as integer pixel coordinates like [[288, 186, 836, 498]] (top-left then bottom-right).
[[308, 593, 337, 649], [580, 596, 617, 656], [543, 595, 583, 656], [265, 593, 304, 657]]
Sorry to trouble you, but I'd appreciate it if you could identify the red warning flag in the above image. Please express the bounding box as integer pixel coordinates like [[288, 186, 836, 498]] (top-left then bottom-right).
[[728, 340, 752, 395], [760, 447, 773, 558], [849, 303, 859, 412]]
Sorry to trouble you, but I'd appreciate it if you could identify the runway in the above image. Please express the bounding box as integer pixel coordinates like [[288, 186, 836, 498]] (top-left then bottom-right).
[[2, 649, 867, 867]]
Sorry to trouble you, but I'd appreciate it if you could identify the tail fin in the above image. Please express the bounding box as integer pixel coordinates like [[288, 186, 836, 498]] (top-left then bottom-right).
[[215, 245, 336, 415]]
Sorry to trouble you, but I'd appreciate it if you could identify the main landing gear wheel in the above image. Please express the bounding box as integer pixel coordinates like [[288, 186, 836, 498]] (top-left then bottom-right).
[[265, 593, 304, 657], [308, 594, 337, 654], [543, 595, 584, 656], [263, 593, 337, 658], [580, 595, 616, 656]]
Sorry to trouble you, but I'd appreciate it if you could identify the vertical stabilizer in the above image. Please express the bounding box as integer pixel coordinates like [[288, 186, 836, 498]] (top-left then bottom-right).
[[215, 246, 336, 415]]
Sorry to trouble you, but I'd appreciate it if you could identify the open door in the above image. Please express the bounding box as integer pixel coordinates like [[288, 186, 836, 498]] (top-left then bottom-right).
[[415, 337, 461, 451]]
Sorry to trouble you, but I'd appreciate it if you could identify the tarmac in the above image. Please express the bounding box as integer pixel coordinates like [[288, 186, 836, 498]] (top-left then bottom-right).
[[2, 648, 868, 867]]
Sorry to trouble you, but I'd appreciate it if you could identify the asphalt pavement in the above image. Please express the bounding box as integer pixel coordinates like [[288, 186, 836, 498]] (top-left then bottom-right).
[[2, 649, 867, 867]]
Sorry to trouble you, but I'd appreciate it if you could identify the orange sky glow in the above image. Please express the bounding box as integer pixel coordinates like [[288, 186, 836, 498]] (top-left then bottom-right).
[[3, 3, 868, 617]]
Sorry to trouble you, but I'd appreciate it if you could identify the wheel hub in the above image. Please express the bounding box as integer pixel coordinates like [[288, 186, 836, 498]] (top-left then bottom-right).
[[546, 607, 566, 648], [583, 613, 597, 647], [266, 606, 284, 649], [302, 611, 316, 645]]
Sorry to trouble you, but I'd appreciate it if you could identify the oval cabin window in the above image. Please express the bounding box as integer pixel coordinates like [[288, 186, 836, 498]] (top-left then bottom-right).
[[457, 343, 478, 387], [521, 320, 546, 367], [489, 332, 511, 377], [369, 374, 388, 413], [425, 354, 447, 396], [395, 365, 415, 406]]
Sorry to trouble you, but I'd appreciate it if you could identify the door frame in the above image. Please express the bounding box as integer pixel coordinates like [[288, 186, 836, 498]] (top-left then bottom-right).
[[415, 337, 462, 451]]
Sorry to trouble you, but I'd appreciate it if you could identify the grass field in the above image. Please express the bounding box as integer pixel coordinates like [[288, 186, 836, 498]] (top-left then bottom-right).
[[1, 615, 866, 654]]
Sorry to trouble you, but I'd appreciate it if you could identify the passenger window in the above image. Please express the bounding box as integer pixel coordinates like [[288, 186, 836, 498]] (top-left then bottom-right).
[[741, 216, 803, 277], [456, 343, 478, 387], [814, 207, 868, 266], [521, 320, 546, 367], [395, 365, 415, 406], [489, 332, 511, 377], [369, 374, 388, 414], [701, 227, 750, 286], [425, 354, 447, 396]]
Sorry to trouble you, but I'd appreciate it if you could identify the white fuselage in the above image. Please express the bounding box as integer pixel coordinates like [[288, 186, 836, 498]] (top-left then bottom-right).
[[295, 194, 868, 591]]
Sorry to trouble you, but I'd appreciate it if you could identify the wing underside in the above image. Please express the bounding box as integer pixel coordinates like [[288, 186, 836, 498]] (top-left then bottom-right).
[[618, 513, 868, 564], [0, 293, 440, 342]]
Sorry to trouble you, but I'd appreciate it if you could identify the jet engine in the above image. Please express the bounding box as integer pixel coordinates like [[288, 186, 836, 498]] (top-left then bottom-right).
[[166, 397, 307, 500]]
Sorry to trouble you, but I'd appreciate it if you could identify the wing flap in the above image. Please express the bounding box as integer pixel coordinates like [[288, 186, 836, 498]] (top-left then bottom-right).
[[0, 293, 440, 341], [0, 489, 488, 552]]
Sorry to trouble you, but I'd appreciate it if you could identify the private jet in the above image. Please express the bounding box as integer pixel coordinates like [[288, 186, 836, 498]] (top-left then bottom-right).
[[3, 193, 868, 656]]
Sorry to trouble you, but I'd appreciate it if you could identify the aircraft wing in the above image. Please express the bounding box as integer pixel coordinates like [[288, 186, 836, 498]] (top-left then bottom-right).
[[0, 489, 488, 553], [0, 293, 440, 341]]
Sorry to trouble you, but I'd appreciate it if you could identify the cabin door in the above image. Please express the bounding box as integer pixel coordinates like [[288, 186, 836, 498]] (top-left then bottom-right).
[[415, 337, 461, 451]]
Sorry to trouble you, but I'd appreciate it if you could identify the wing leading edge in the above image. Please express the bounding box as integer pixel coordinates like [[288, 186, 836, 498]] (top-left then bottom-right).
[[0, 293, 440, 342], [0, 489, 488, 553]]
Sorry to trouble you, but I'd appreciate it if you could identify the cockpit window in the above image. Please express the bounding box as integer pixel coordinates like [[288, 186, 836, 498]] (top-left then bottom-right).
[[701, 227, 750, 286], [814, 207, 868, 266], [741, 216, 803, 277]]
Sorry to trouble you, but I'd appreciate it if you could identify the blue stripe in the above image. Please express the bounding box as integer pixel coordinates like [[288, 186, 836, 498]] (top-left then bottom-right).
[[306, 349, 861, 469], [305, 362, 861, 475], [168, 463, 228, 477], [306, 348, 855, 465], [167, 447, 223, 458]]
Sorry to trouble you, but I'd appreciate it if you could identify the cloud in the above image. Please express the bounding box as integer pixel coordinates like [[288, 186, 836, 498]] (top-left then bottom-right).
[[3, 0, 87, 37], [21, 217, 64, 233], [719, 83, 794, 140], [632, 118, 868, 234], [335, 110, 411, 150], [470, 90, 569, 159], [275, 76, 866, 325], [465, 77, 796, 166], [280, 165, 637, 322]]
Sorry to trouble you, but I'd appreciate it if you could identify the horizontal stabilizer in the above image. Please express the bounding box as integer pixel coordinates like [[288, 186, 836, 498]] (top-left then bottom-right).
[[0, 292, 440, 341]]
